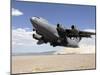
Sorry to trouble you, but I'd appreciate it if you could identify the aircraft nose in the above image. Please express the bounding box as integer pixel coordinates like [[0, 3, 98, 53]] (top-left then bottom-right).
[[30, 17, 39, 28]]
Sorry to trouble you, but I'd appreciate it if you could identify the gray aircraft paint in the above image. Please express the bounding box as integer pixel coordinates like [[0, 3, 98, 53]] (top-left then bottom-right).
[[30, 17, 89, 47], [30, 17, 59, 42]]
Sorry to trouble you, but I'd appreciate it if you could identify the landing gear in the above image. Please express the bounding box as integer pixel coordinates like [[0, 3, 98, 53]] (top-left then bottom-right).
[[50, 41, 59, 47], [33, 28, 35, 31]]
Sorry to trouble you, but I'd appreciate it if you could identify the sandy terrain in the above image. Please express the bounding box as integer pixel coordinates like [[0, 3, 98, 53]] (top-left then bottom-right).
[[12, 54, 95, 74]]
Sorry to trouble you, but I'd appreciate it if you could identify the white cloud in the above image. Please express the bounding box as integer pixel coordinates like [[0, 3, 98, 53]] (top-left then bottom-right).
[[12, 28, 61, 53], [12, 8, 23, 16], [12, 28, 95, 54], [12, 28, 37, 53], [83, 29, 95, 33], [79, 29, 95, 46], [12, 28, 36, 46]]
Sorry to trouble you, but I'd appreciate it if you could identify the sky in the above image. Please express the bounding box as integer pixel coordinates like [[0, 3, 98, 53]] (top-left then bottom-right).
[[12, 0, 96, 54]]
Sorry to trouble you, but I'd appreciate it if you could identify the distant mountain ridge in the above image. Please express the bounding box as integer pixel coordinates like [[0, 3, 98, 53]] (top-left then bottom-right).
[[12, 51, 56, 56]]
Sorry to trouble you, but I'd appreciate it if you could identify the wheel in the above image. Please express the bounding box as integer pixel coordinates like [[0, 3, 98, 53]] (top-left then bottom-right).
[[33, 29, 35, 31]]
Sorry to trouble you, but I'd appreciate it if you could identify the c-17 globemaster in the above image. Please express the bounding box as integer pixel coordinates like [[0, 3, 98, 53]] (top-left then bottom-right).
[[30, 16, 95, 48]]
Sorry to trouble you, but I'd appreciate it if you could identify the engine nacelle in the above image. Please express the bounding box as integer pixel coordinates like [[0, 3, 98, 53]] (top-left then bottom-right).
[[33, 34, 42, 40], [71, 25, 79, 31], [71, 25, 79, 35]]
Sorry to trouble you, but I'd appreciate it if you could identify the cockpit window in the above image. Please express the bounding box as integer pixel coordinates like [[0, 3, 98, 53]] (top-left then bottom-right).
[[34, 17, 49, 23], [37, 17, 40, 19], [39, 17, 48, 23]]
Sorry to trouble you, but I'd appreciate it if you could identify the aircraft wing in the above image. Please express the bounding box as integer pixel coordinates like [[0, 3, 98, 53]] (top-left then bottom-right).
[[79, 30, 95, 37], [65, 29, 95, 38]]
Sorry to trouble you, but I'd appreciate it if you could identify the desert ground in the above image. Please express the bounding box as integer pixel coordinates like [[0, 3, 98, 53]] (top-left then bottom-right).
[[12, 54, 95, 74]]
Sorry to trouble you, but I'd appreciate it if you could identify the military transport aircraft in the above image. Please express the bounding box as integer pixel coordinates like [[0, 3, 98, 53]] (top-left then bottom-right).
[[30, 16, 95, 48]]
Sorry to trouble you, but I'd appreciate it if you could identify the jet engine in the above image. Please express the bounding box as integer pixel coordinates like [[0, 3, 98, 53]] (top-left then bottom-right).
[[71, 25, 75, 30], [71, 25, 79, 36], [70, 25, 81, 41], [33, 34, 42, 40]]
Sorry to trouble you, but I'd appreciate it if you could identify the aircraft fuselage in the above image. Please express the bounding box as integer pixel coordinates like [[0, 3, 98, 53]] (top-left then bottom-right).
[[30, 17, 81, 47]]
